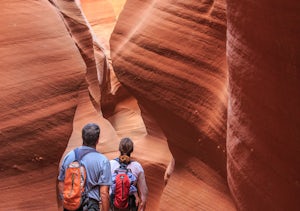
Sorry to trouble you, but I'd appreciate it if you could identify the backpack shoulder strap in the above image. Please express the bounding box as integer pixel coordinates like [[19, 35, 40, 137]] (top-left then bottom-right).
[[114, 157, 120, 163], [74, 147, 97, 161]]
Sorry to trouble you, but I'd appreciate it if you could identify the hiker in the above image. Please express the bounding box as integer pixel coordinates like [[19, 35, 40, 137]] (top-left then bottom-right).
[[57, 123, 112, 211], [110, 137, 148, 211], [110, 159, 140, 210]]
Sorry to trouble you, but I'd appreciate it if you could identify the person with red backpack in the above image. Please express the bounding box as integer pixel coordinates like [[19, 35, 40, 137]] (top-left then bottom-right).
[[110, 156, 140, 210], [110, 138, 148, 211], [57, 123, 112, 211]]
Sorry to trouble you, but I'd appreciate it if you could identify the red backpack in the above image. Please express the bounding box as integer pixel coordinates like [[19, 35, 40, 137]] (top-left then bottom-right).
[[113, 166, 131, 209]]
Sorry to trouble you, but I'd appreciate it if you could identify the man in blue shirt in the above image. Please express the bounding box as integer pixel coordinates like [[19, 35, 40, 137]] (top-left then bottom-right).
[[58, 123, 112, 211]]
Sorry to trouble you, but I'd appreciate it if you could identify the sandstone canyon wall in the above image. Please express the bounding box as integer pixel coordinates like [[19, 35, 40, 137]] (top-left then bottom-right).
[[1, 0, 171, 210], [0, 1, 86, 210], [226, 0, 300, 210], [1, 0, 299, 210], [110, 0, 228, 177], [110, 0, 236, 210], [110, 0, 300, 210], [0, 0, 116, 210]]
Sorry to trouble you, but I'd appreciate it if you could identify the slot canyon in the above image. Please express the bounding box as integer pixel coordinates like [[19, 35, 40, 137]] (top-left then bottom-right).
[[0, 0, 299, 210]]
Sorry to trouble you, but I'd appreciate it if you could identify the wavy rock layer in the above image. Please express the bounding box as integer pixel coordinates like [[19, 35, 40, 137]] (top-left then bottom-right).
[[0, 0, 86, 179], [2, 0, 299, 210], [0, 0, 85, 210], [110, 0, 235, 210], [226, 0, 300, 210], [0, 0, 117, 210], [1, 0, 170, 210], [111, 0, 300, 210], [80, 1, 174, 209], [111, 0, 228, 173]]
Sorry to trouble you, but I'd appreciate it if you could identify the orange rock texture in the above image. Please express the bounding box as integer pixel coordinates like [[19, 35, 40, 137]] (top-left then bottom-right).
[[0, 0, 299, 210], [110, 0, 233, 210], [226, 0, 300, 210]]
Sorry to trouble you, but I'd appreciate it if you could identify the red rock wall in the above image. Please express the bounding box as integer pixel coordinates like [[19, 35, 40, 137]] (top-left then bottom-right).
[[111, 0, 300, 210], [110, 0, 228, 174], [110, 0, 235, 210], [0, 0, 111, 210], [1, 0, 299, 210], [52, 0, 111, 110], [226, 0, 300, 210], [0, 0, 85, 178]]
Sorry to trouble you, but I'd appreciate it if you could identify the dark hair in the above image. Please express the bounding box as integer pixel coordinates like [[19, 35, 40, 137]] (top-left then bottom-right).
[[119, 137, 134, 156], [82, 123, 100, 146]]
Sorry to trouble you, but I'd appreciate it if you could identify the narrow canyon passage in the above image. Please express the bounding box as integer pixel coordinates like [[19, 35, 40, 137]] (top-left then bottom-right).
[[1, 0, 298, 210], [0, 0, 235, 210]]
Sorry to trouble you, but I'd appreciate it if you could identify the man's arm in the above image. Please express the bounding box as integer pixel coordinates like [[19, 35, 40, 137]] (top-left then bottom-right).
[[137, 172, 148, 211], [57, 180, 64, 211], [99, 185, 110, 211]]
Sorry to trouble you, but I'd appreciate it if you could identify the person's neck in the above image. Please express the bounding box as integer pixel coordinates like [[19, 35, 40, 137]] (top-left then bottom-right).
[[83, 144, 96, 149]]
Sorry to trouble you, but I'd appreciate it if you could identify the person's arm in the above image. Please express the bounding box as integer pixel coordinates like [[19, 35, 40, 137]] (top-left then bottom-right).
[[100, 185, 110, 211], [58, 180, 64, 198], [129, 182, 140, 207], [137, 172, 148, 211], [133, 191, 140, 207], [57, 180, 64, 211]]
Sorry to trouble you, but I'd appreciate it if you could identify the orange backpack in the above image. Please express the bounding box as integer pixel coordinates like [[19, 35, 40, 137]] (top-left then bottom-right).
[[63, 148, 96, 210]]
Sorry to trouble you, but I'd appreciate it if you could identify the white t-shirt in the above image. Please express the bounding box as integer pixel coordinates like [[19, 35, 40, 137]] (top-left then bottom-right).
[[110, 159, 144, 179]]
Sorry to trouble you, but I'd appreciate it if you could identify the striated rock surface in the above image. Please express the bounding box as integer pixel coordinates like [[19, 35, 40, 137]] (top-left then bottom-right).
[[226, 0, 300, 210], [111, 0, 228, 174], [0, 0, 86, 210], [1, 0, 171, 210], [111, 0, 300, 210], [1, 0, 299, 210], [0, 0, 118, 210], [110, 0, 235, 210]]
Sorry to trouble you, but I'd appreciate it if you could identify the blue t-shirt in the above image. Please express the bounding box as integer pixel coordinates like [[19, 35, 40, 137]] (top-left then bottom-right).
[[58, 146, 112, 202]]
